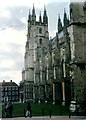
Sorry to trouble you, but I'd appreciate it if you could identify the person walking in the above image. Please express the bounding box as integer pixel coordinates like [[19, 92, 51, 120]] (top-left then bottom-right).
[[8, 101, 13, 118], [25, 101, 32, 117], [4, 102, 8, 118], [5, 101, 13, 118], [5, 102, 9, 118]]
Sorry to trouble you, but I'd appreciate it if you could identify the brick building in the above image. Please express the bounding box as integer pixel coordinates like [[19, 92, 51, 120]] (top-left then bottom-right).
[[0, 80, 19, 103]]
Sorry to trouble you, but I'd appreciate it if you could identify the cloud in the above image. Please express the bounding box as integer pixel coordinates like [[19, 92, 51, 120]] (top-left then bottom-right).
[[0, 0, 70, 8], [0, 7, 27, 31], [0, 59, 14, 68], [0, 2, 70, 34], [0, 71, 22, 84], [47, 2, 70, 33], [0, 9, 11, 18], [70, 0, 85, 2], [0, 27, 25, 83], [0, 2, 70, 84]]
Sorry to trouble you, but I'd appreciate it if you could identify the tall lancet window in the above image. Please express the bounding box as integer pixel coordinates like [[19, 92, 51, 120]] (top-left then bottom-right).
[[39, 38, 42, 45], [39, 28, 42, 34]]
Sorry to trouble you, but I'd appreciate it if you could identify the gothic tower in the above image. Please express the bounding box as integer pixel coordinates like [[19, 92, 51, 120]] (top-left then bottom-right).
[[58, 14, 63, 33], [68, 2, 86, 111], [21, 5, 49, 102]]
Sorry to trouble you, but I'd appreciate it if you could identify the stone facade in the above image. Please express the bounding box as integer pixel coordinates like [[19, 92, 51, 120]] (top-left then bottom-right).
[[69, 2, 86, 111], [20, 2, 86, 111], [20, 5, 49, 102]]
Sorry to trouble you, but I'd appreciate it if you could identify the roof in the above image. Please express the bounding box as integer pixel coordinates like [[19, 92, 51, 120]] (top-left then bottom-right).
[[0, 82, 18, 87]]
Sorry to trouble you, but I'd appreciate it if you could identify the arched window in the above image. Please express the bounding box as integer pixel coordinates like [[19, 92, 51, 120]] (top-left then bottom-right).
[[39, 38, 42, 45], [70, 4, 73, 21], [39, 28, 42, 34]]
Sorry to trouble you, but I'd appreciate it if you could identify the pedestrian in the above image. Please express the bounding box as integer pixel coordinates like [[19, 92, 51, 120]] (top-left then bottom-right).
[[25, 101, 32, 117], [8, 101, 13, 118], [5, 101, 13, 118], [5, 102, 9, 118], [4, 102, 8, 118]]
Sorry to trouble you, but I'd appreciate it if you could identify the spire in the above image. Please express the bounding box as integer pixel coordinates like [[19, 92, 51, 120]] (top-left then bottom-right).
[[44, 5, 47, 16], [32, 4, 36, 24], [67, 15, 70, 25], [58, 14, 63, 33], [43, 5, 48, 25], [39, 11, 42, 23], [28, 9, 31, 22], [32, 4, 35, 15], [63, 8, 69, 27]]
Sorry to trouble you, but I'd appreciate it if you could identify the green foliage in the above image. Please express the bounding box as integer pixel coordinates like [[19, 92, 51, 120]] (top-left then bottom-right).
[[12, 103, 27, 117], [0, 104, 2, 118], [31, 103, 69, 116], [2, 103, 69, 117]]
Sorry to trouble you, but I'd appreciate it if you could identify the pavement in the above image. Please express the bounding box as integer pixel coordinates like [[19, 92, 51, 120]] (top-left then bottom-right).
[[1, 116, 86, 120]]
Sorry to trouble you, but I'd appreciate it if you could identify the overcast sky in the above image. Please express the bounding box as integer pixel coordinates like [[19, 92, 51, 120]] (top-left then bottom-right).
[[0, 0, 71, 84]]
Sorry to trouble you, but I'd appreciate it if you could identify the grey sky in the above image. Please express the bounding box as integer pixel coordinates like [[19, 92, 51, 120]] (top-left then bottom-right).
[[0, 1, 70, 84]]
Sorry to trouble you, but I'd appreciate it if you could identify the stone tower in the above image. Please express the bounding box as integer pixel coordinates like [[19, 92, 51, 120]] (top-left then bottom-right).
[[57, 2, 86, 108], [58, 10, 71, 105], [21, 5, 49, 102], [69, 2, 86, 110], [20, 2, 86, 109]]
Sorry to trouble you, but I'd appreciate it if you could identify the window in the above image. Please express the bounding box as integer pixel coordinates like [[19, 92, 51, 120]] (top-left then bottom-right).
[[39, 38, 42, 45], [8, 92, 11, 95], [9, 97, 11, 101], [2, 92, 4, 96], [16, 87, 18, 90], [39, 28, 42, 34], [2, 87, 4, 91], [8, 87, 11, 90], [5, 87, 7, 91], [12, 96, 15, 100], [5, 92, 7, 96], [2, 97, 4, 102], [16, 96, 18, 100], [12, 87, 15, 90], [12, 91, 15, 95], [16, 91, 18, 95]]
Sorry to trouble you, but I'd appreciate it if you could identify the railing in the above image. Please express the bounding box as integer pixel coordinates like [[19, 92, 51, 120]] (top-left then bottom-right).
[[1, 102, 86, 118]]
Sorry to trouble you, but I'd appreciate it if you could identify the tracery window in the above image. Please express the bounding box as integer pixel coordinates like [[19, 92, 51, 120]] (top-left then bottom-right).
[[39, 38, 42, 45], [39, 28, 42, 34]]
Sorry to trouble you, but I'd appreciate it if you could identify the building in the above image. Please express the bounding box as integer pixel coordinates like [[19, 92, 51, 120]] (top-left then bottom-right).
[[20, 5, 49, 103], [0, 80, 19, 103], [68, 2, 86, 111], [20, 2, 86, 111]]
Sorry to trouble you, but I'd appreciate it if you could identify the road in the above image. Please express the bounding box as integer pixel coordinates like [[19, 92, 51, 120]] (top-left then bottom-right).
[[1, 116, 86, 120]]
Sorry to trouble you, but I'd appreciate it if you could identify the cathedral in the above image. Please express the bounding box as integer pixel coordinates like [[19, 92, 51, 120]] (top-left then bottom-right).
[[20, 2, 86, 111]]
